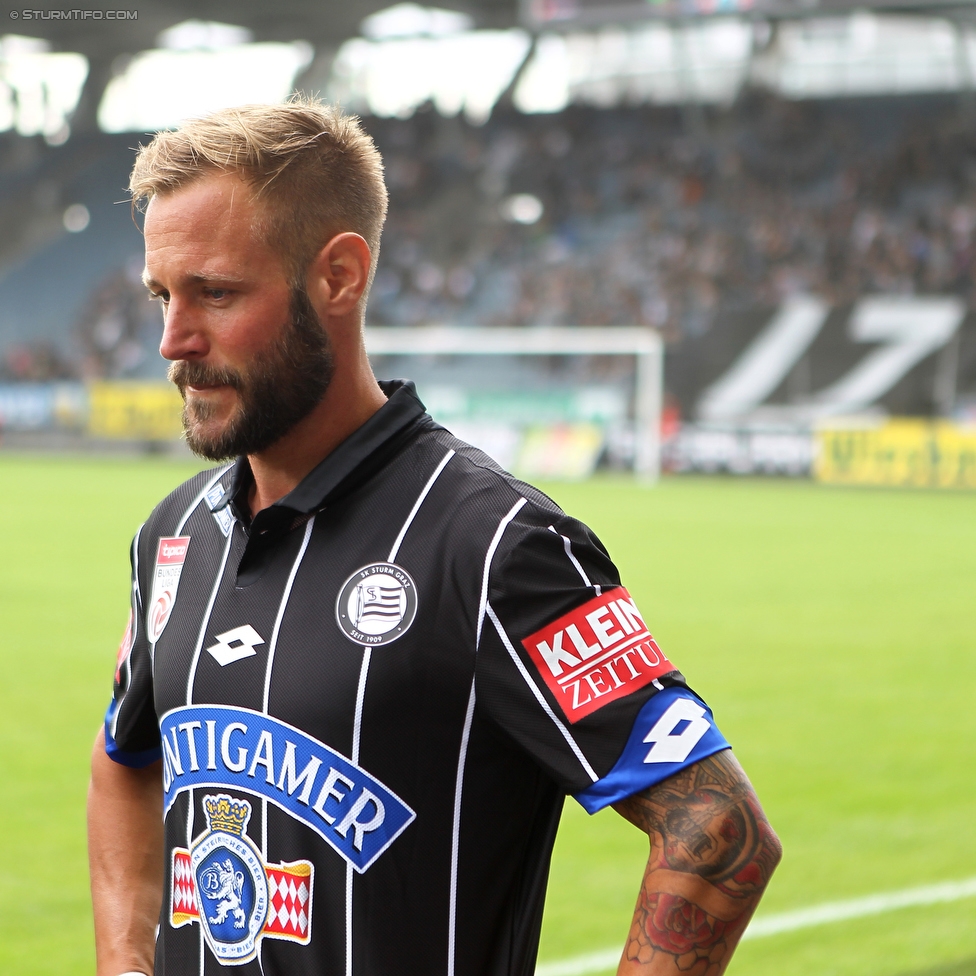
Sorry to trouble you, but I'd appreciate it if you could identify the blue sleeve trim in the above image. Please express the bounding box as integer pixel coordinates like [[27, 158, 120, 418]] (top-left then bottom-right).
[[103, 700, 161, 769], [573, 686, 731, 814]]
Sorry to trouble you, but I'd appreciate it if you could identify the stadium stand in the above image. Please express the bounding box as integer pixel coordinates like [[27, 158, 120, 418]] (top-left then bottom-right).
[[2, 90, 976, 448], [343, 95, 976, 425], [366, 94, 976, 329], [0, 131, 149, 379]]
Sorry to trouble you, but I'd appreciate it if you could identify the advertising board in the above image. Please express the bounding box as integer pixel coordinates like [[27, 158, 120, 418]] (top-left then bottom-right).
[[87, 381, 183, 441], [816, 420, 976, 489]]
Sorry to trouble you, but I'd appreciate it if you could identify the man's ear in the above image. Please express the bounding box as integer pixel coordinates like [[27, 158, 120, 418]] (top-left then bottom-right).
[[306, 233, 372, 320]]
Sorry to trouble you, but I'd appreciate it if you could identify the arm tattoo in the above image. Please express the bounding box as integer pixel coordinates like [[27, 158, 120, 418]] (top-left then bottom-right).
[[613, 750, 781, 975]]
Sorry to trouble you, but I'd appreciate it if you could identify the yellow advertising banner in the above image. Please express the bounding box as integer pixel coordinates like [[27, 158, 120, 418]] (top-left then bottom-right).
[[815, 419, 976, 489], [516, 423, 605, 480], [87, 381, 183, 441]]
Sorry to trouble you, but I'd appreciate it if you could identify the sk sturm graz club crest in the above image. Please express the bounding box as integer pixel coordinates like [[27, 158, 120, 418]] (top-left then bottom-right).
[[171, 795, 313, 965], [336, 562, 418, 646], [148, 536, 190, 643]]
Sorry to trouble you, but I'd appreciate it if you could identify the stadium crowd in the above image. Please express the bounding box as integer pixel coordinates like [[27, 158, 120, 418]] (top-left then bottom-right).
[[364, 93, 976, 341], [7, 91, 976, 381]]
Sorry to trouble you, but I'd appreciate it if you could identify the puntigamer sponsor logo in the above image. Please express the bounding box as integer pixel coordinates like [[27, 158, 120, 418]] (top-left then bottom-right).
[[159, 705, 415, 873], [522, 587, 674, 723]]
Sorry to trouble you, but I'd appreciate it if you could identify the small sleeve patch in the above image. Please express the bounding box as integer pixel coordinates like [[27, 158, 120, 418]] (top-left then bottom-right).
[[521, 586, 674, 723], [573, 686, 730, 814], [103, 700, 162, 769], [114, 608, 134, 684]]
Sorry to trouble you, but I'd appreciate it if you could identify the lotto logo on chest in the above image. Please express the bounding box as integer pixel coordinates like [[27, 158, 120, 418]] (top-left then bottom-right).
[[170, 794, 313, 964], [148, 536, 190, 644], [523, 587, 674, 722]]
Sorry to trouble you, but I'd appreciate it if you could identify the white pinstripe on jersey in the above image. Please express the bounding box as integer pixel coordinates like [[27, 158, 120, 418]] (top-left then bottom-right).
[[172, 464, 232, 976], [175, 464, 233, 536], [258, 515, 317, 869], [485, 603, 599, 784], [548, 524, 602, 596], [347, 446, 457, 976], [448, 495, 529, 976]]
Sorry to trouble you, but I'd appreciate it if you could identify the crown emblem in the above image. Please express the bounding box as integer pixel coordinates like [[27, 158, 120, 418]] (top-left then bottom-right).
[[203, 794, 251, 837]]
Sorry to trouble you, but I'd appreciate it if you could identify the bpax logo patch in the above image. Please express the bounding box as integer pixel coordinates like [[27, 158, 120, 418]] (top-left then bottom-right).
[[148, 536, 190, 643], [522, 587, 673, 723]]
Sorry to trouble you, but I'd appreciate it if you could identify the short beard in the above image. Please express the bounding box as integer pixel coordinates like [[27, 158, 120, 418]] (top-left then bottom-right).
[[168, 288, 335, 461]]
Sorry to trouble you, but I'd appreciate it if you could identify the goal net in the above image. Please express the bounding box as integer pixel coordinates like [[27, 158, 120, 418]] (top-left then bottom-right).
[[364, 326, 663, 481]]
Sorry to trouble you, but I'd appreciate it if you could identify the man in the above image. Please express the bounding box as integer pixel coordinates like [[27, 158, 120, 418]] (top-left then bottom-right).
[[88, 99, 780, 976]]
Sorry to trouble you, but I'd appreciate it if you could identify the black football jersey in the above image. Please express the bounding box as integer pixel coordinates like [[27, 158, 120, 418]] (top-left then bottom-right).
[[106, 381, 729, 976]]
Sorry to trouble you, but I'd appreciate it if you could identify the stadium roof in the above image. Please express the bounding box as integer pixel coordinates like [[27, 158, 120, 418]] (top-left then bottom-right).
[[9, 0, 976, 127], [2, 1, 512, 130], [16, 0, 976, 59], [5, 0, 976, 315], [7, 0, 517, 57]]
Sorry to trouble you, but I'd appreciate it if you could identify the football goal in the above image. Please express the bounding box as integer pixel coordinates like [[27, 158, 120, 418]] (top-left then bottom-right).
[[364, 326, 663, 481]]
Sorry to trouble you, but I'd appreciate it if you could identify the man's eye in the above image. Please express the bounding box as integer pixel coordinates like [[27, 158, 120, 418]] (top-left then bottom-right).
[[206, 289, 230, 300], [148, 291, 169, 304]]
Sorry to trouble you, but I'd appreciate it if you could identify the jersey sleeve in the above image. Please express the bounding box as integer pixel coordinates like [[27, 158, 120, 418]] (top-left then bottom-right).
[[103, 525, 162, 767], [476, 505, 729, 811]]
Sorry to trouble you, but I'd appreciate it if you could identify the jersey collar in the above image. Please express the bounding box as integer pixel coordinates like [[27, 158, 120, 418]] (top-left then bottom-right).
[[222, 379, 428, 524]]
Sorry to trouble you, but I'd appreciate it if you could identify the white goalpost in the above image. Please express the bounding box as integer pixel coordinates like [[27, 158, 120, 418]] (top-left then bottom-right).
[[364, 326, 664, 481]]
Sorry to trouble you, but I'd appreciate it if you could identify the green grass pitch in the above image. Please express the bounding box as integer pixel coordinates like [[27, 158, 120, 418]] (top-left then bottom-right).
[[1, 455, 975, 975]]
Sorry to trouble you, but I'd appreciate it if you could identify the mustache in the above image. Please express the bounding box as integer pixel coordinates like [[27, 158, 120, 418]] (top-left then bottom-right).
[[168, 360, 244, 394]]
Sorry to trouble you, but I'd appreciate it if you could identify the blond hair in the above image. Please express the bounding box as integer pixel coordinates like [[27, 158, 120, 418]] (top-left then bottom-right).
[[130, 97, 388, 290]]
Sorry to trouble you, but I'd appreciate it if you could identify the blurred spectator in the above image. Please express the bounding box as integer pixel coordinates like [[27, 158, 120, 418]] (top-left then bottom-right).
[[364, 94, 976, 340], [76, 262, 164, 378], [0, 340, 75, 381], [7, 92, 976, 377]]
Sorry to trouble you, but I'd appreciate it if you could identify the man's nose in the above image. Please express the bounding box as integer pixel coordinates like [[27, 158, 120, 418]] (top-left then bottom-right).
[[158, 299, 208, 362]]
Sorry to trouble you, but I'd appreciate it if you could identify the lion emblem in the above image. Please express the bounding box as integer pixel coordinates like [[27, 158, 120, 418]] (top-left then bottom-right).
[[203, 858, 247, 929]]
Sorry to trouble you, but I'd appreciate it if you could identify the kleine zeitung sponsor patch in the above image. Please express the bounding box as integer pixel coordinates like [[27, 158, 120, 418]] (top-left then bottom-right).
[[522, 587, 673, 722]]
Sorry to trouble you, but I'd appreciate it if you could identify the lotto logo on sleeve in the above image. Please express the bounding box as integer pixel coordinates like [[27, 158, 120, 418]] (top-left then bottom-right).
[[522, 587, 674, 722]]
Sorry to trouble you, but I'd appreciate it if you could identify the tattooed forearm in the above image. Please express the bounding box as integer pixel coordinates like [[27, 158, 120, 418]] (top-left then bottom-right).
[[613, 750, 781, 975]]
